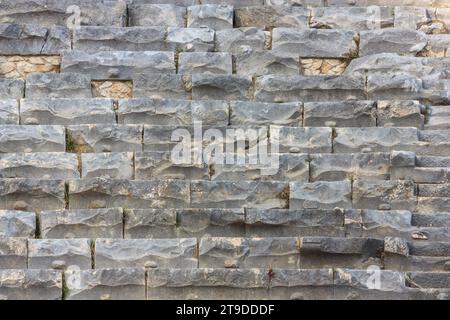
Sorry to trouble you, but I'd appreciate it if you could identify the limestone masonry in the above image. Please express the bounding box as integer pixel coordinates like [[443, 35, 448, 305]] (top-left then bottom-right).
[[1, 0, 450, 300]]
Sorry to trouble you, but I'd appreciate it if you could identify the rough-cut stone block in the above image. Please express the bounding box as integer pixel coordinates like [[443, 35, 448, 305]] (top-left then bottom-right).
[[167, 27, 215, 52], [356, 210, 414, 239], [25, 73, 92, 99], [95, 238, 197, 269], [82, 153, 133, 179], [68, 179, 190, 209], [40, 208, 123, 239], [406, 272, 450, 289], [0, 55, 60, 80], [178, 52, 232, 75], [192, 74, 253, 101], [0, 237, 27, 268], [0, 125, 65, 153], [0, 79, 24, 99], [61, 51, 175, 80], [20, 98, 115, 125], [290, 181, 352, 210], [143, 125, 193, 152], [0, 100, 18, 125], [353, 180, 417, 211], [235, 6, 309, 29], [67, 125, 143, 153], [0, 179, 65, 212], [215, 27, 267, 54], [202, 0, 263, 6], [125, 209, 177, 239], [0, 211, 35, 238], [191, 100, 229, 126], [129, 4, 186, 27], [235, 50, 300, 76], [28, 239, 92, 270], [377, 100, 424, 128], [230, 101, 301, 126], [425, 105, 450, 130], [65, 268, 145, 300], [0, 153, 79, 179], [133, 74, 191, 100], [0, 269, 62, 300], [187, 5, 233, 30], [271, 126, 332, 154]]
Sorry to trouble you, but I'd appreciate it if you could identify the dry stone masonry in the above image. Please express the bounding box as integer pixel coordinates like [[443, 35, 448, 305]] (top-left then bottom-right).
[[0, 0, 450, 300]]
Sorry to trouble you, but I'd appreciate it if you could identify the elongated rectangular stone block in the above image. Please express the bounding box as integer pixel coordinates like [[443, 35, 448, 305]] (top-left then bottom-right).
[[290, 181, 352, 210], [82, 153, 134, 179], [235, 50, 300, 76], [271, 126, 332, 154], [178, 52, 232, 75], [129, 4, 186, 27], [133, 74, 191, 100], [359, 29, 427, 56], [0, 125, 65, 153], [0, 237, 27, 268], [426, 105, 450, 130], [125, 209, 177, 239], [230, 101, 301, 126], [202, 0, 263, 6], [0, 79, 24, 99], [0, 211, 35, 238], [406, 272, 450, 289], [166, 27, 215, 52], [215, 27, 267, 54], [235, 5, 309, 29], [25, 73, 92, 99], [0, 100, 18, 125], [377, 100, 424, 128], [187, 5, 233, 30], [352, 210, 414, 239], [192, 74, 253, 101]]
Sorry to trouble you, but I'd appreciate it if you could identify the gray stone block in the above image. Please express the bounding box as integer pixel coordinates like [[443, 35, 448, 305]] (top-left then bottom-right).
[[166, 27, 215, 52], [230, 101, 302, 126], [82, 153, 133, 179], [191, 100, 229, 126], [235, 50, 300, 76], [377, 100, 424, 128], [129, 4, 186, 27], [202, 0, 263, 6], [25, 73, 92, 99], [124, 209, 177, 239], [187, 5, 233, 30], [0, 100, 19, 125], [0, 210, 35, 238], [0, 79, 24, 99], [271, 126, 332, 154], [0, 237, 27, 268], [215, 27, 267, 54], [360, 29, 428, 56], [0, 125, 65, 153], [235, 5, 309, 29], [425, 105, 450, 130], [178, 52, 232, 74], [133, 74, 191, 100], [192, 74, 253, 101], [406, 272, 450, 289], [290, 181, 352, 210]]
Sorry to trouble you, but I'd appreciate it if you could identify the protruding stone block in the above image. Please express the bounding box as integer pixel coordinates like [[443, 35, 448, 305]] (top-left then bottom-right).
[[25, 73, 92, 99], [178, 52, 232, 75], [192, 74, 253, 101], [235, 5, 309, 29], [82, 153, 134, 179], [129, 4, 186, 27], [0, 125, 65, 153], [167, 27, 215, 52], [290, 181, 352, 210], [0, 211, 35, 238], [377, 100, 424, 128], [271, 127, 332, 154], [124, 209, 177, 239], [0, 237, 27, 268], [187, 5, 234, 30], [230, 101, 301, 126], [133, 74, 191, 100], [360, 29, 428, 56], [215, 27, 266, 54]]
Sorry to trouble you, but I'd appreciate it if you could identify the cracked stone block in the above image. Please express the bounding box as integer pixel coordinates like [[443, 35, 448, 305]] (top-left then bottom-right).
[[304, 101, 376, 127], [166, 27, 215, 52], [91, 81, 133, 99], [271, 126, 332, 153], [377, 100, 425, 128], [199, 237, 300, 269], [192, 74, 253, 101], [333, 127, 419, 153], [0, 55, 60, 79], [246, 209, 345, 238], [0, 153, 79, 179], [301, 59, 348, 76], [82, 153, 133, 179], [68, 179, 190, 209], [129, 4, 186, 27], [40, 208, 123, 239], [359, 29, 427, 56], [272, 28, 358, 58], [65, 268, 145, 300], [187, 5, 233, 30], [118, 98, 191, 125], [62, 50, 175, 80], [0, 78, 24, 99], [236, 50, 300, 76], [0, 211, 35, 238], [0, 269, 62, 300], [299, 237, 384, 269], [0, 24, 70, 55], [73, 26, 167, 52], [215, 27, 267, 54], [124, 209, 177, 239], [66, 125, 142, 153], [0, 237, 27, 268], [20, 98, 115, 125], [311, 7, 394, 30], [95, 238, 198, 269], [230, 101, 301, 126], [353, 180, 417, 211], [0, 125, 65, 153], [133, 74, 191, 100], [0, 100, 19, 125], [0, 179, 65, 212], [425, 105, 450, 130], [358, 210, 413, 239], [290, 181, 352, 210], [135, 152, 208, 180], [235, 5, 309, 29], [147, 268, 270, 300], [28, 239, 92, 270], [190, 181, 289, 209], [25, 73, 92, 99], [178, 52, 232, 75], [310, 153, 390, 182]]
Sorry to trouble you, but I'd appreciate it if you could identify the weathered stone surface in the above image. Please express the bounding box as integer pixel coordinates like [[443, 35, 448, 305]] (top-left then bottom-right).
[[65, 268, 145, 300], [166, 27, 215, 52], [0, 125, 65, 153], [202, 0, 263, 7], [129, 4, 186, 27], [271, 126, 332, 153], [178, 52, 232, 74], [20, 98, 115, 125], [142, 125, 193, 152], [95, 238, 197, 269], [67, 125, 143, 153], [191, 100, 229, 126], [290, 181, 352, 210], [40, 208, 123, 239], [61, 50, 175, 80], [235, 6, 309, 29], [0, 100, 19, 125], [215, 27, 267, 54], [133, 74, 191, 100], [230, 101, 301, 126], [131, 0, 199, 6], [28, 239, 91, 270], [377, 100, 424, 128], [0, 153, 79, 179], [420, 35, 450, 58], [0, 55, 60, 79], [235, 50, 300, 76], [359, 29, 427, 56], [406, 272, 450, 289], [0, 237, 27, 268], [125, 209, 177, 239], [25, 73, 92, 99], [0, 24, 70, 55], [82, 153, 133, 179], [68, 179, 190, 209], [301, 58, 348, 76], [0, 211, 35, 238], [0, 78, 24, 99], [192, 74, 253, 101], [199, 237, 300, 269], [92, 80, 133, 99], [0, 269, 62, 300], [426, 105, 450, 130], [187, 5, 233, 30], [356, 210, 413, 238], [0, 179, 65, 212]]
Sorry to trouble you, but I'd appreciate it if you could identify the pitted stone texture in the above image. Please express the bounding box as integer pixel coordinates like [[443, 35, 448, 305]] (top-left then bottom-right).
[[178, 52, 232, 75], [0, 56, 60, 79], [0, 125, 65, 153], [301, 59, 348, 76], [0, 153, 79, 179], [40, 208, 123, 239], [0, 237, 27, 268], [28, 239, 92, 270], [82, 153, 133, 179], [359, 29, 428, 56], [192, 74, 253, 101], [230, 101, 301, 126], [133, 74, 191, 100], [0, 100, 19, 125], [215, 28, 267, 54], [125, 209, 177, 239], [20, 99, 115, 125], [25, 73, 92, 99], [0, 24, 70, 55], [95, 238, 198, 269], [187, 5, 233, 30], [68, 179, 190, 209], [0, 269, 62, 300], [0, 79, 24, 99], [271, 126, 332, 153], [65, 268, 145, 300], [0, 211, 35, 238], [167, 27, 215, 52], [91, 81, 133, 100], [236, 50, 300, 76], [0, 179, 65, 212], [62, 51, 175, 80], [377, 100, 424, 128], [67, 125, 142, 153], [129, 4, 186, 28], [290, 181, 352, 210], [235, 6, 309, 29], [190, 181, 289, 209]]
